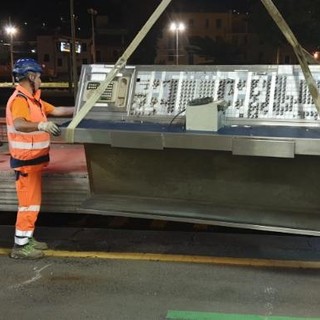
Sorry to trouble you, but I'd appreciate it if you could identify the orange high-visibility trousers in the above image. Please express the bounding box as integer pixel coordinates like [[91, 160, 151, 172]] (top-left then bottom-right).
[[14, 169, 42, 246]]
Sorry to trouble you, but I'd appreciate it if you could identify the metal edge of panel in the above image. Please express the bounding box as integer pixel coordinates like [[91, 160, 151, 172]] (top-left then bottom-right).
[[163, 132, 232, 151], [61, 125, 320, 157], [77, 206, 320, 237], [135, 64, 282, 73], [61, 127, 112, 144], [225, 117, 320, 128], [295, 139, 320, 156], [232, 137, 295, 158], [110, 131, 164, 150]]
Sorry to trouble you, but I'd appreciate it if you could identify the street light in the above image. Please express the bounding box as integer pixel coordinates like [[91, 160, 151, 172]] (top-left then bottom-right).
[[5, 25, 17, 85], [88, 8, 98, 63], [169, 22, 185, 65]]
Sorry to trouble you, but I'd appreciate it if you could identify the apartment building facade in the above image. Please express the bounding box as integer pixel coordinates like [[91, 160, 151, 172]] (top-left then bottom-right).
[[0, 10, 300, 81], [36, 35, 92, 79], [35, 20, 127, 80], [155, 10, 297, 65]]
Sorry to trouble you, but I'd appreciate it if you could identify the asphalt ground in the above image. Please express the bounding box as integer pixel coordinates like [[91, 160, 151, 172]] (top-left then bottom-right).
[[1, 211, 320, 263], [0, 223, 320, 320], [1, 254, 320, 320]]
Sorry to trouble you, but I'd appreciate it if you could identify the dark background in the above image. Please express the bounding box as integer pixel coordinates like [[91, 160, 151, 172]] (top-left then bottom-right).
[[1, 1, 320, 66]]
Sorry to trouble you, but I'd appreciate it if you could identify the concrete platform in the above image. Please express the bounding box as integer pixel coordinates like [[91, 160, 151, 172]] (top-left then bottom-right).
[[0, 142, 89, 213]]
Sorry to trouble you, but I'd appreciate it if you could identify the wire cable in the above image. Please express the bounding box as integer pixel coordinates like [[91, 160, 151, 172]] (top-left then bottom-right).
[[168, 108, 186, 130]]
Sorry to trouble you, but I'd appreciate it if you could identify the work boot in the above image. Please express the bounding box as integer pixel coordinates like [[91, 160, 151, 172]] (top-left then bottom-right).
[[29, 237, 48, 250], [10, 243, 44, 260]]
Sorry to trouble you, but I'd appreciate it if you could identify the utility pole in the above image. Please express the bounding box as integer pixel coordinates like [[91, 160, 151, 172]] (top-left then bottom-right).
[[5, 18, 17, 85], [70, 0, 78, 98], [169, 22, 185, 65], [88, 8, 97, 64], [8, 29, 15, 85]]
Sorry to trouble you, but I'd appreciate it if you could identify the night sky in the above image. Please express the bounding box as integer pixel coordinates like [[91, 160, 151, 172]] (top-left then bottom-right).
[[0, 0, 250, 40]]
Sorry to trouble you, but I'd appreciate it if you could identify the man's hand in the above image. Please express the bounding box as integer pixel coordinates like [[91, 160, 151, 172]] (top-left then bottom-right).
[[38, 121, 61, 136]]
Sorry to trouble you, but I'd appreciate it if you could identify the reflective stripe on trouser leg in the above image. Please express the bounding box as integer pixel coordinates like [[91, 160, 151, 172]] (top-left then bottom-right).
[[15, 170, 42, 246]]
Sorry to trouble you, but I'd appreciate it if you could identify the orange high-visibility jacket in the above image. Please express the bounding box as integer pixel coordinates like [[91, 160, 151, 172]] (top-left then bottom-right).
[[6, 85, 51, 171]]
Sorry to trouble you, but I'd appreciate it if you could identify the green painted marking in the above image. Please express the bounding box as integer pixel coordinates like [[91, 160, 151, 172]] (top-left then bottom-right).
[[166, 311, 320, 320]]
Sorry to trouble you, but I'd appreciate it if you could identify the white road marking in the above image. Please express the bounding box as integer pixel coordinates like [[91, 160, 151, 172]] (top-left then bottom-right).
[[9, 264, 52, 289]]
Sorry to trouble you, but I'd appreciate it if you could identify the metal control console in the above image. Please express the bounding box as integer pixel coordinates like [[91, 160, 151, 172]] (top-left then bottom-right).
[[75, 64, 320, 125], [71, 64, 320, 235]]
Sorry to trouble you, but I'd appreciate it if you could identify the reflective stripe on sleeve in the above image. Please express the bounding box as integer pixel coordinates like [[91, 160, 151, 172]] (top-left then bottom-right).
[[18, 205, 41, 212], [7, 125, 44, 135]]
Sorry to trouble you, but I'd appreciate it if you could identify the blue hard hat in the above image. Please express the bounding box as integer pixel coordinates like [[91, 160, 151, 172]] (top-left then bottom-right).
[[12, 58, 43, 79]]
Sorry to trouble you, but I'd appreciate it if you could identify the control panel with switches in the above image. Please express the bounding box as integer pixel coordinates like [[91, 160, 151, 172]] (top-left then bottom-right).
[[75, 64, 320, 124]]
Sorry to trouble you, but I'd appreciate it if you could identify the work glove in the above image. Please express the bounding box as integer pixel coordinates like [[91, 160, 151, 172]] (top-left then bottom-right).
[[38, 121, 61, 136]]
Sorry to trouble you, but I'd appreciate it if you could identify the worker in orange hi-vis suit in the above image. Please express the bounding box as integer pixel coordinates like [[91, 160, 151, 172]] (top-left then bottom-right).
[[6, 58, 74, 259]]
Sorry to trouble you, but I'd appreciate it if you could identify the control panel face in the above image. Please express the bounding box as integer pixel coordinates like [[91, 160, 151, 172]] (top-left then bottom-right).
[[129, 66, 320, 122], [76, 64, 320, 123], [83, 78, 130, 109], [75, 65, 135, 114]]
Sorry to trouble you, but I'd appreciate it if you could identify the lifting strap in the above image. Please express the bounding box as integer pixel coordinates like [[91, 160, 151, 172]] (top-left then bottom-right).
[[66, 0, 173, 143], [261, 0, 320, 113]]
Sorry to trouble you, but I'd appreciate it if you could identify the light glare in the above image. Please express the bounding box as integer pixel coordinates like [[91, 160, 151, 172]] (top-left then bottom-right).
[[5, 26, 17, 36], [170, 22, 185, 32]]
